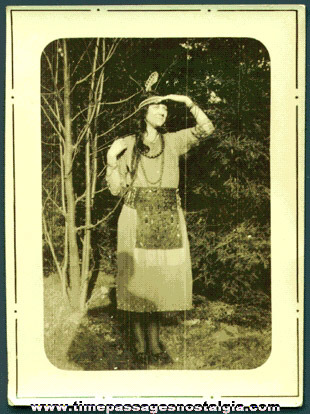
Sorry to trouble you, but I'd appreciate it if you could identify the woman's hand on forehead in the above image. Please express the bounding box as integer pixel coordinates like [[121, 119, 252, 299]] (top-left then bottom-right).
[[163, 94, 193, 107]]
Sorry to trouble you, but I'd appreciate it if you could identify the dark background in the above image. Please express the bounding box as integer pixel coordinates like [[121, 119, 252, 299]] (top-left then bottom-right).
[[41, 36, 271, 308], [1, 1, 309, 412]]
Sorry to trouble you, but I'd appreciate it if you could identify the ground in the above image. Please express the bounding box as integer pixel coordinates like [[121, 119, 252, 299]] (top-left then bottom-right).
[[44, 273, 271, 371]]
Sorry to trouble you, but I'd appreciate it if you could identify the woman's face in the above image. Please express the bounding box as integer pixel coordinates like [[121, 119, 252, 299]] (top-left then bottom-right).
[[145, 103, 168, 129]]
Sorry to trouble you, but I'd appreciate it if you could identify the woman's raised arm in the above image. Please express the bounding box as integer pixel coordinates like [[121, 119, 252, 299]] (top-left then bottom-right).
[[164, 94, 215, 136]]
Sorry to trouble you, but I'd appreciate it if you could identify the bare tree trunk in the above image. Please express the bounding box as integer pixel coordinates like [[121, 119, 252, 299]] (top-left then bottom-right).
[[91, 39, 106, 204], [55, 48, 69, 288], [59, 144, 69, 284], [80, 140, 91, 310], [63, 39, 81, 309], [80, 39, 100, 310]]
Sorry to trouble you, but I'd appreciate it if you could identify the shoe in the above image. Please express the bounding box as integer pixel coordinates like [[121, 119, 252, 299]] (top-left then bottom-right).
[[149, 349, 173, 365], [148, 341, 174, 365], [149, 341, 173, 365], [131, 350, 148, 369]]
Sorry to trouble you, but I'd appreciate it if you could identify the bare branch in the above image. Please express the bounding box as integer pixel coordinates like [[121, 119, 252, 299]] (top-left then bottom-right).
[[41, 95, 65, 132], [41, 104, 65, 146], [185, 208, 210, 215], [71, 61, 106, 92], [80, 38, 101, 306], [55, 39, 59, 86], [54, 160, 61, 170], [92, 138, 115, 155], [97, 166, 107, 178], [74, 118, 91, 150], [80, 56, 104, 128], [42, 214, 63, 281], [42, 195, 49, 212], [73, 62, 103, 150], [41, 84, 55, 94], [91, 56, 106, 200], [59, 143, 67, 215], [75, 191, 86, 205], [42, 159, 54, 175], [42, 139, 61, 146], [54, 96, 65, 162], [71, 39, 121, 94], [83, 38, 95, 66], [105, 38, 122, 61], [74, 97, 98, 149], [72, 71, 139, 122], [94, 106, 141, 154], [43, 214, 69, 301], [71, 40, 95, 77], [62, 223, 69, 280], [44, 177, 60, 197], [42, 50, 64, 105], [76, 196, 123, 231], [103, 89, 142, 105], [42, 50, 54, 79], [93, 186, 108, 195], [129, 75, 143, 90], [71, 105, 94, 122], [43, 185, 66, 217]]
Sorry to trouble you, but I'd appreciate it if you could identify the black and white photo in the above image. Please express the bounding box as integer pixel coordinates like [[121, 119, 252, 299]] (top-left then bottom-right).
[[5, 5, 305, 407]]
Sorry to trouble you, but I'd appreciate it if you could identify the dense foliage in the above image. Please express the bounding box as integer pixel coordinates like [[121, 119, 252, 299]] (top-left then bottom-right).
[[42, 37, 270, 308]]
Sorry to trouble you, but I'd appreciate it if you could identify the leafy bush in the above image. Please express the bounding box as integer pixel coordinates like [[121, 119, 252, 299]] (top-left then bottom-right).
[[188, 215, 270, 305]]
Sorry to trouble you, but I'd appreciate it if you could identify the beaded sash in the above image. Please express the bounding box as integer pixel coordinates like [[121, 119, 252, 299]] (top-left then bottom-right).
[[124, 187, 183, 250]]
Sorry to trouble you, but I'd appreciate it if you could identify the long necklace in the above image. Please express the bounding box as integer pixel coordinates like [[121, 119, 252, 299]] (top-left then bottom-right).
[[137, 134, 164, 159], [140, 147, 165, 186]]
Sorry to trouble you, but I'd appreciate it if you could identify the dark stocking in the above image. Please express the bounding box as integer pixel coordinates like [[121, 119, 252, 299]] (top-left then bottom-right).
[[132, 313, 146, 353], [146, 313, 161, 355]]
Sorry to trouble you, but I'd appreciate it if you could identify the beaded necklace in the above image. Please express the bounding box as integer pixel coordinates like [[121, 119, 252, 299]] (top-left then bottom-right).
[[137, 134, 164, 159], [140, 144, 165, 186]]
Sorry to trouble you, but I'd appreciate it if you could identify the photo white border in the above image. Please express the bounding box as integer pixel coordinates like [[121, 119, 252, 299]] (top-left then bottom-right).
[[5, 4, 305, 407]]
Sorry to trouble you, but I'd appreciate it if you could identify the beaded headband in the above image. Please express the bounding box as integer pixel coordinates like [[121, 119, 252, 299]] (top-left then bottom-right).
[[138, 96, 168, 110]]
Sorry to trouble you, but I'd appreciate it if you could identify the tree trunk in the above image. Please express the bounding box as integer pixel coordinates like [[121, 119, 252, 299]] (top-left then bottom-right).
[[63, 39, 81, 309], [80, 140, 91, 310], [80, 38, 100, 310], [59, 142, 69, 295]]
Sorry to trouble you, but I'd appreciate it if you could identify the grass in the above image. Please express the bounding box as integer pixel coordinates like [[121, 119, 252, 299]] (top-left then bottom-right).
[[44, 273, 271, 371]]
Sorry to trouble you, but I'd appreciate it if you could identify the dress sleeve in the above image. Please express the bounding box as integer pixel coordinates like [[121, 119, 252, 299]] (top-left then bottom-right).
[[106, 154, 127, 196], [106, 136, 132, 196], [168, 124, 212, 156]]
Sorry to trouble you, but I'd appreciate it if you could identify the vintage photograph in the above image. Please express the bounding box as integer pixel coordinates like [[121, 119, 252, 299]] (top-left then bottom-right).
[[6, 5, 304, 405], [41, 37, 271, 371]]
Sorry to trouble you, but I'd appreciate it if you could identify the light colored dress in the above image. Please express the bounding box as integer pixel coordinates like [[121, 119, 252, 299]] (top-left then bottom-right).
[[107, 126, 206, 312]]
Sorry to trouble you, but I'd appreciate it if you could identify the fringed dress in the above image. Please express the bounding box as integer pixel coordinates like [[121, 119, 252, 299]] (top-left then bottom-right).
[[107, 126, 208, 312]]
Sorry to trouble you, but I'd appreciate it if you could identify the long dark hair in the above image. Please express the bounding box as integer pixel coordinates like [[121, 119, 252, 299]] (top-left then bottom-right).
[[130, 95, 167, 179]]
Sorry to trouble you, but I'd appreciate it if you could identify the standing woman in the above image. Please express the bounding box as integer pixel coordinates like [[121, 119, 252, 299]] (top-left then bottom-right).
[[106, 92, 214, 368]]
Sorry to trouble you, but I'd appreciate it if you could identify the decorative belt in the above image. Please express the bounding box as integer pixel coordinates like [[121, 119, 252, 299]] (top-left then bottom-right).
[[124, 187, 181, 210], [123, 187, 183, 250]]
